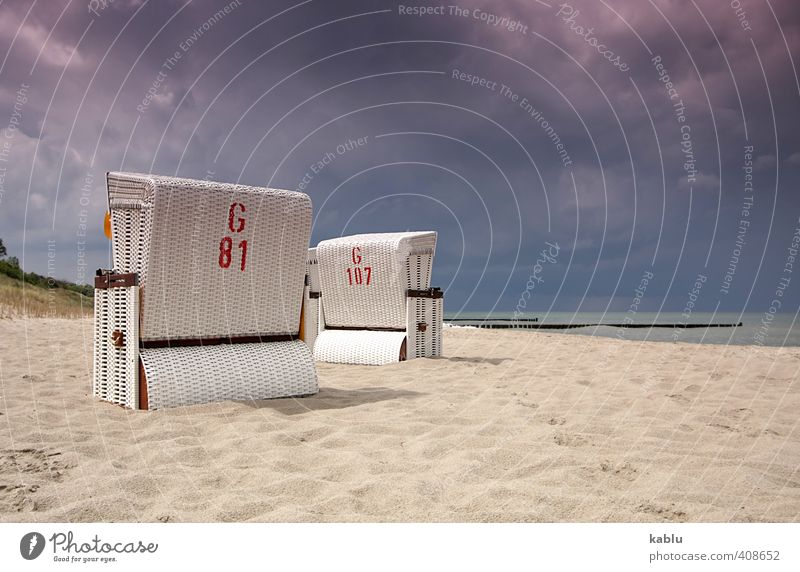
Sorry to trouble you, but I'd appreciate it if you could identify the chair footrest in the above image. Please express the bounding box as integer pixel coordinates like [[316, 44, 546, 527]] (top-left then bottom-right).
[[139, 340, 318, 410], [313, 329, 407, 365]]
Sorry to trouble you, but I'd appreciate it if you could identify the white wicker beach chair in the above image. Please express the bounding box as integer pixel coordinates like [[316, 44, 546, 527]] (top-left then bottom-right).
[[305, 232, 443, 365], [93, 172, 318, 409]]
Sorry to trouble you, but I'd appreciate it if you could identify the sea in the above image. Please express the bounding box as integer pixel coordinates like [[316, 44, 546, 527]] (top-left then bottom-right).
[[443, 312, 800, 347]]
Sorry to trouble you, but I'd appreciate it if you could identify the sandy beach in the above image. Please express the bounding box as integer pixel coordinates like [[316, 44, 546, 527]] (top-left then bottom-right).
[[1, 317, 798, 522]]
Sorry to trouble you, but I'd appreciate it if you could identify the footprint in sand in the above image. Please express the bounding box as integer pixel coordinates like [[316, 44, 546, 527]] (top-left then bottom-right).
[[636, 502, 687, 522], [706, 422, 739, 432], [0, 448, 69, 479], [728, 407, 752, 419], [553, 432, 588, 447], [0, 484, 40, 512], [666, 393, 691, 404], [754, 470, 800, 489], [0, 449, 69, 513], [600, 461, 639, 481], [547, 417, 566, 426], [707, 407, 754, 433], [515, 392, 538, 409]]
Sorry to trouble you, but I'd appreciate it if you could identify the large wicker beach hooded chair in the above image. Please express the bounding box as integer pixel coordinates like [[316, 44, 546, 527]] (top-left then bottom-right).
[[304, 232, 443, 365], [93, 172, 318, 410]]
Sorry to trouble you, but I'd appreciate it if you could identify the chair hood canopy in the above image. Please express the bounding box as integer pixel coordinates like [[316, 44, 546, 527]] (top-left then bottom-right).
[[315, 231, 437, 330], [106, 171, 312, 341]]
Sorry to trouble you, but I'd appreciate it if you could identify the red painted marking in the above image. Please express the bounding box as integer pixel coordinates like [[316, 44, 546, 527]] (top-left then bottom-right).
[[346, 247, 374, 286], [219, 237, 232, 268], [346, 265, 374, 286], [238, 240, 248, 271], [219, 203, 249, 271], [228, 202, 246, 233]]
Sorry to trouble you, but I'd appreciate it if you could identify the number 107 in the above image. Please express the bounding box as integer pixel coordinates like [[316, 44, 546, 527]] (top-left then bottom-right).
[[346, 266, 372, 285]]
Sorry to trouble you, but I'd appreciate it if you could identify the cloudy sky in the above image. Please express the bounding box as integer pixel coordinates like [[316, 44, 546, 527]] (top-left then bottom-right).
[[1, 0, 798, 317]]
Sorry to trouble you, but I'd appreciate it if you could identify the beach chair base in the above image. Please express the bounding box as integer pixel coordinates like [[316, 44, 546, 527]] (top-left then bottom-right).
[[93, 272, 139, 409], [93, 272, 319, 410], [309, 288, 443, 365], [407, 289, 443, 359]]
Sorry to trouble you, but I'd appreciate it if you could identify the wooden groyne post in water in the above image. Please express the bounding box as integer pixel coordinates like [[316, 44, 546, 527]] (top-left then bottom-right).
[[445, 320, 744, 330]]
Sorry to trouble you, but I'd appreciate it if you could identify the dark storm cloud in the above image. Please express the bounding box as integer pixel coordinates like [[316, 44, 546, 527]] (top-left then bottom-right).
[[0, 0, 798, 316]]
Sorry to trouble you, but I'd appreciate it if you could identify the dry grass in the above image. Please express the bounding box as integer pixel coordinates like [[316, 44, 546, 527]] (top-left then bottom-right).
[[0, 273, 92, 319]]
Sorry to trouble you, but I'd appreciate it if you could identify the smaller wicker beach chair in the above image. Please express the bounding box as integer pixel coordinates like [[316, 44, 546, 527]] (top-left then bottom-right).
[[93, 172, 317, 409], [304, 232, 443, 365]]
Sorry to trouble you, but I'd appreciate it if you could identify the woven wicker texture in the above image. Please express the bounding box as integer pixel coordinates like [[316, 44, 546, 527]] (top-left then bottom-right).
[[307, 247, 321, 293], [107, 172, 154, 277], [313, 329, 407, 365], [303, 287, 320, 350], [106, 172, 312, 341], [316, 232, 436, 329], [407, 254, 433, 291], [407, 296, 443, 359], [139, 340, 317, 410], [110, 208, 152, 279], [93, 284, 139, 409]]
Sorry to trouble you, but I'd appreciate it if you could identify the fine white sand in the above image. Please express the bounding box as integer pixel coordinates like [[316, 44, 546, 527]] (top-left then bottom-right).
[[1, 318, 799, 522]]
